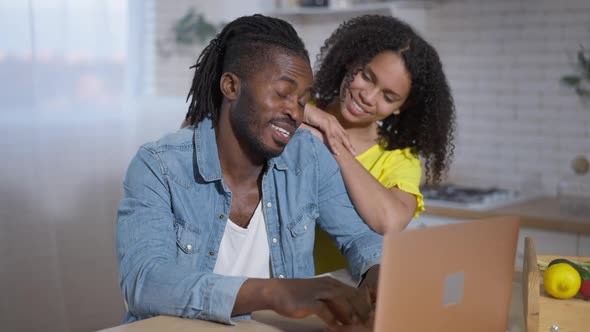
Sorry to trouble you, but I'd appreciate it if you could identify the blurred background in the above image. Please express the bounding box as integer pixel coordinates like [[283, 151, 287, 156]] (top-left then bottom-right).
[[0, 0, 589, 331]]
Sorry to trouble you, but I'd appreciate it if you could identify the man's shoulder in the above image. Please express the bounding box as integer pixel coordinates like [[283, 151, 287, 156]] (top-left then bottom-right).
[[136, 128, 195, 182], [279, 128, 334, 170], [140, 127, 194, 154]]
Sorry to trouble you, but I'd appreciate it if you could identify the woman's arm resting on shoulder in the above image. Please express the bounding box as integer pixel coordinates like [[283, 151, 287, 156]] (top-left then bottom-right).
[[303, 103, 356, 156], [331, 140, 416, 234]]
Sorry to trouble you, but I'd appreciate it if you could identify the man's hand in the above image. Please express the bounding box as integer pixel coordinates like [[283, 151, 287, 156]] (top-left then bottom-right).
[[359, 265, 380, 304], [270, 277, 373, 329], [328, 309, 375, 332], [328, 265, 381, 332]]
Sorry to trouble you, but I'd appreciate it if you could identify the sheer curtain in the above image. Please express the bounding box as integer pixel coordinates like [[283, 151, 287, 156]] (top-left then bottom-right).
[[0, 1, 137, 331]]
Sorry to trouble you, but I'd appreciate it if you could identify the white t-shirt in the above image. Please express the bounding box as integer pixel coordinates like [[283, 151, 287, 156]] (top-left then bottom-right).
[[213, 201, 271, 278]]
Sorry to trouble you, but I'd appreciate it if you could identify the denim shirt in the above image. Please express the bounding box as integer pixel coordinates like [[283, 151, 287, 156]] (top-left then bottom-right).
[[116, 117, 383, 325]]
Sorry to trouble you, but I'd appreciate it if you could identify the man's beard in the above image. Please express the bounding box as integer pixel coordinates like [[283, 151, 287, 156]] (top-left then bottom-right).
[[230, 90, 283, 160]]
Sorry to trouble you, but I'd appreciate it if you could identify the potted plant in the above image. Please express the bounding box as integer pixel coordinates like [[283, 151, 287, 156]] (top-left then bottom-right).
[[561, 45, 590, 97], [158, 8, 223, 58]]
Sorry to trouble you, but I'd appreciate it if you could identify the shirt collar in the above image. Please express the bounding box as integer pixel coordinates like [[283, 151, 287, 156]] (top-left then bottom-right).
[[193, 117, 288, 183]]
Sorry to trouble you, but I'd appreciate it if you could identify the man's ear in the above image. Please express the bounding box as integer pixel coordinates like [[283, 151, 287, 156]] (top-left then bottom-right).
[[220, 72, 240, 101]]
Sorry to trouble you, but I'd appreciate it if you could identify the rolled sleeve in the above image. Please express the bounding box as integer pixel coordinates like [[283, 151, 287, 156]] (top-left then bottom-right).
[[346, 235, 382, 283], [313, 140, 383, 283], [116, 146, 247, 325], [203, 276, 248, 324]]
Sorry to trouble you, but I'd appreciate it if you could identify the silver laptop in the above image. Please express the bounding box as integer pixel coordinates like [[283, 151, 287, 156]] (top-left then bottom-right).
[[374, 217, 519, 332]]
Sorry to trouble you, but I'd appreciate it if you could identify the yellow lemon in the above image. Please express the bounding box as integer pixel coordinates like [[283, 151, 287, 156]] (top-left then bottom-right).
[[543, 263, 582, 299]]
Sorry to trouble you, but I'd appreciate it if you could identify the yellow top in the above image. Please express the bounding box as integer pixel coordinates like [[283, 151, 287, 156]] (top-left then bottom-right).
[[356, 144, 424, 218], [314, 144, 425, 274]]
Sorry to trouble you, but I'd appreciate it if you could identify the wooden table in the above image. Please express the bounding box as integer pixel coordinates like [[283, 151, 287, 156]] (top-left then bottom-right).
[[98, 273, 526, 332], [98, 311, 326, 332]]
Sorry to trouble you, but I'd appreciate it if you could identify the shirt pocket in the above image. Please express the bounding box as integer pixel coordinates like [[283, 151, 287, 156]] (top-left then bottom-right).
[[287, 203, 319, 262], [173, 219, 201, 268], [286, 204, 319, 276], [287, 203, 319, 238]]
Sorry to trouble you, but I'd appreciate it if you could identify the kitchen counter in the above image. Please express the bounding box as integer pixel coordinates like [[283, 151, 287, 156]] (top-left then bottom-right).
[[424, 197, 590, 234]]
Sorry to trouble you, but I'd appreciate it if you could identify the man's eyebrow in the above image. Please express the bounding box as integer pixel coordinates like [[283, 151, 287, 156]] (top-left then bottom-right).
[[277, 76, 313, 95], [277, 76, 297, 85]]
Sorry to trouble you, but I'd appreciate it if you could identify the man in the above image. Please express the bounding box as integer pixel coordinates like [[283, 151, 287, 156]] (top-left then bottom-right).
[[116, 14, 381, 329]]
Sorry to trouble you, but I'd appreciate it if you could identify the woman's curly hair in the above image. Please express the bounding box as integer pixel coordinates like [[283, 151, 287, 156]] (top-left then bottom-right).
[[313, 15, 456, 184]]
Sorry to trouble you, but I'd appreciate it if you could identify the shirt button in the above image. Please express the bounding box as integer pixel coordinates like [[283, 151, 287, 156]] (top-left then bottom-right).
[[272, 237, 278, 244], [266, 202, 272, 208], [209, 251, 215, 256], [218, 214, 225, 220], [278, 274, 285, 279], [303, 224, 308, 231], [186, 244, 192, 251]]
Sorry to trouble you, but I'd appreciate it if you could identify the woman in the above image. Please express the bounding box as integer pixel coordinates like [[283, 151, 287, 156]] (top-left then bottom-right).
[[305, 15, 456, 274]]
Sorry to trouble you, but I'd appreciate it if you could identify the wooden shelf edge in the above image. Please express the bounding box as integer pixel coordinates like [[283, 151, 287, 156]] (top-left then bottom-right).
[[267, 1, 434, 17]]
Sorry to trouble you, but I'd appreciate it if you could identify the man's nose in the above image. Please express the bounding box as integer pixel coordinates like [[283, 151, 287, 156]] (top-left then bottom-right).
[[282, 97, 303, 124]]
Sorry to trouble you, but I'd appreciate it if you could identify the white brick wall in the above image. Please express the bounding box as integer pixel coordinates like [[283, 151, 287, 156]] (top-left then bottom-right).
[[147, 0, 590, 196], [151, 0, 269, 96], [149, 1, 428, 95], [427, 0, 590, 195]]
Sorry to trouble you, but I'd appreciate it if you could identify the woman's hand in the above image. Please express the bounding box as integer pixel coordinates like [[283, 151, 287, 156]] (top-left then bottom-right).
[[304, 103, 356, 156]]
